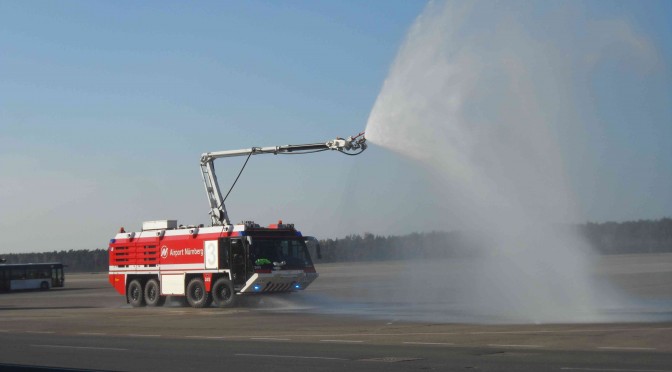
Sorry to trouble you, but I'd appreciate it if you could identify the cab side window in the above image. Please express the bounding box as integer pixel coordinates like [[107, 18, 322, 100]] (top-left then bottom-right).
[[218, 238, 230, 269]]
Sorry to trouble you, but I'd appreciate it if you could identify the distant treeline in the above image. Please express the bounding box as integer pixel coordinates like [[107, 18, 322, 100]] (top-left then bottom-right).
[[314, 218, 672, 262], [582, 218, 672, 254], [1, 218, 670, 272]]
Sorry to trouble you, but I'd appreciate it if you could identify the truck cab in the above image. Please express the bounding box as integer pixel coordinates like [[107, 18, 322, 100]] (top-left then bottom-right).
[[227, 222, 318, 293]]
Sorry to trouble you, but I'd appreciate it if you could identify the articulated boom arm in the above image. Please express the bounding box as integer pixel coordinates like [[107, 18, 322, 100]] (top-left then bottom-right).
[[200, 132, 366, 226]]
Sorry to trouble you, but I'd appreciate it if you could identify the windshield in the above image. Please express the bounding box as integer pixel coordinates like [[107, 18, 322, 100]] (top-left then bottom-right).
[[249, 238, 313, 269]]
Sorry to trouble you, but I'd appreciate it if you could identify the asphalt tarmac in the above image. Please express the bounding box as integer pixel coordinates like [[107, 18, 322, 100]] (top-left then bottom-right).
[[0, 254, 670, 371]]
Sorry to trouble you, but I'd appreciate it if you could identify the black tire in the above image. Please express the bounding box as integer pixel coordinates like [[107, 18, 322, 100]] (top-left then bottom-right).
[[211, 278, 237, 308], [186, 278, 211, 308], [39, 281, 50, 291], [144, 279, 165, 307], [127, 279, 146, 307]]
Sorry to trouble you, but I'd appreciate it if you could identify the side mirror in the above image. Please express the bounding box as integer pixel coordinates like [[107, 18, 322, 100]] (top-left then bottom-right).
[[304, 236, 322, 260]]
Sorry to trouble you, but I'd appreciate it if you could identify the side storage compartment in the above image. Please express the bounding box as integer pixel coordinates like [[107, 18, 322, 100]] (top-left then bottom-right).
[[161, 274, 186, 296]]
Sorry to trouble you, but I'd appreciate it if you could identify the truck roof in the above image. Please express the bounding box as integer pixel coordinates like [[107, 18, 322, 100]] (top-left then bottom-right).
[[112, 220, 301, 242]]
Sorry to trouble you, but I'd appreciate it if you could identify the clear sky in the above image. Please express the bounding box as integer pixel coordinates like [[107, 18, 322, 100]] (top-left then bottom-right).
[[1, 1, 670, 253]]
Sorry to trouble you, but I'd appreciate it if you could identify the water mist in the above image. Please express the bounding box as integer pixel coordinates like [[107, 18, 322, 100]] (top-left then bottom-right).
[[364, 0, 656, 323]]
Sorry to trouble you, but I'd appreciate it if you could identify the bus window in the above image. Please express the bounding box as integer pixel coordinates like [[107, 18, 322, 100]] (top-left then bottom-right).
[[26, 268, 38, 279], [39, 268, 50, 279], [11, 269, 25, 280], [0, 270, 8, 291]]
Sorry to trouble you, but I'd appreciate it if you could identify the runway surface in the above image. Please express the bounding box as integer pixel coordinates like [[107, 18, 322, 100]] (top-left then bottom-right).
[[0, 254, 670, 371]]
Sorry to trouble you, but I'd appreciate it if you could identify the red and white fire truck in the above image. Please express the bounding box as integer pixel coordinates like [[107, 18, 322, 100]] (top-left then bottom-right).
[[109, 133, 366, 308]]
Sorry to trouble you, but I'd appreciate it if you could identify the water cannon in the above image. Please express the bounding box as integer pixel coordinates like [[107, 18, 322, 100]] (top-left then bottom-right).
[[326, 131, 367, 154]]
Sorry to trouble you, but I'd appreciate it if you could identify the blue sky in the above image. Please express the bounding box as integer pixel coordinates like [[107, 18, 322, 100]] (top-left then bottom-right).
[[1, 1, 670, 253]]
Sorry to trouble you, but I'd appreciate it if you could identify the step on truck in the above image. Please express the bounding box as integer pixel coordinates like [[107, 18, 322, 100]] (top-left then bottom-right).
[[108, 133, 366, 308]]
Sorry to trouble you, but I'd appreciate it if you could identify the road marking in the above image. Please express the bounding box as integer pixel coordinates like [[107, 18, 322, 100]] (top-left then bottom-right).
[[186, 332, 459, 339], [78, 332, 106, 336], [597, 347, 658, 351], [236, 353, 346, 361], [25, 331, 55, 334], [470, 327, 672, 335], [561, 368, 672, 372], [250, 337, 291, 341], [403, 342, 454, 346], [320, 340, 364, 343], [183, 327, 672, 341], [317, 332, 459, 337], [488, 344, 543, 348], [32, 344, 128, 351], [185, 336, 227, 340], [125, 334, 161, 337]]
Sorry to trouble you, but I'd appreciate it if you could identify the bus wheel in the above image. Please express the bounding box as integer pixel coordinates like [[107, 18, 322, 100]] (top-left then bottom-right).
[[212, 278, 237, 308], [40, 281, 50, 291], [127, 279, 146, 307], [186, 278, 211, 308], [144, 279, 165, 307]]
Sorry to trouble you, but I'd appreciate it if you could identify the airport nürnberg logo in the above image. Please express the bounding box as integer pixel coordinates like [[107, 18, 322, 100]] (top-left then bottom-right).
[[160, 246, 168, 259]]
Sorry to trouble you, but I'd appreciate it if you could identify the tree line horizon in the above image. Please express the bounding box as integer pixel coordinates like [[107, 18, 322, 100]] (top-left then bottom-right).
[[2, 218, 670, 273]]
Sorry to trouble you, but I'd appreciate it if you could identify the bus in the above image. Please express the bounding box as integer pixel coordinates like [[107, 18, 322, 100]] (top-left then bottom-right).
[[0, 263, 65, 292]]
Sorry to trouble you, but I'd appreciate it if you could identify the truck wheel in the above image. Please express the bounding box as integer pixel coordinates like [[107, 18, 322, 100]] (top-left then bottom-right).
[[186, 278, 211, 308], [144, 279, 165, 307], [212, 278, 237, 308], [127, 279, 146, 307]]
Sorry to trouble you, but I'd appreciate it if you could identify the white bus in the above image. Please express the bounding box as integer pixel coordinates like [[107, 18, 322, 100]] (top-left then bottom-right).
[[0, 263, 65, 292]]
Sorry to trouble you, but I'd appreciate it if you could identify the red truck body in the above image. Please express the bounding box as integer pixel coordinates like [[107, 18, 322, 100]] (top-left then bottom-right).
[[108, 220, 318, 308]]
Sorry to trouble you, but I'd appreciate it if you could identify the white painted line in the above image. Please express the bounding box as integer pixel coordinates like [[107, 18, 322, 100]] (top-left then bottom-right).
[[320, 340, 364, 343], [470, 327, 672, 336], [403, 342, 455, 346], [78, 332, 106, 336], [185, 335, 227, 340], [488, 344, 543, 348], [32, 344, 128, 351], [236, 353, 346, 361], [25, 331, 55, 334], [193, 327, 672, 341], [561, 367, 672, 372], [330, 332, 460, 337], [250, 337, 291, 341], [597, 347, 658, 351], [160, 326, 672, 343], [125, 334, 161, 338], [208, 332, 460, 339]]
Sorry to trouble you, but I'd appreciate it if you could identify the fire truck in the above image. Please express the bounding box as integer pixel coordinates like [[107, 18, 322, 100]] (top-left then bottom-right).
[[108, 133, 366, 308]]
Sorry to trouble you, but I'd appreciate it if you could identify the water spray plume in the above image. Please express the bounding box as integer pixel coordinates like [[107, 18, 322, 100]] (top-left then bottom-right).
[[364, 0, 659, 323]]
